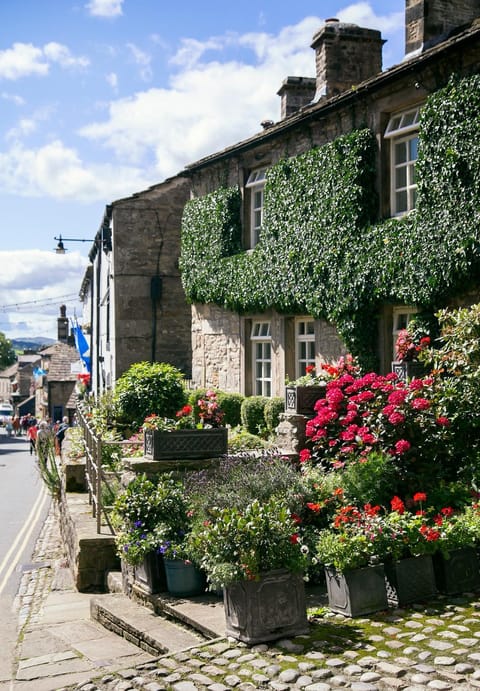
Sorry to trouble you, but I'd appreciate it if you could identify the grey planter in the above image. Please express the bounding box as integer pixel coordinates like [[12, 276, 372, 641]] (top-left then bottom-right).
[[384, 555, 437, 606], [133, 552, 167, 594], [324, 564, 388, 617], [223, 570, 309, 644], [164, 559, 207, 597], [285, 385, 326, 415], [433, 547, 480, 594], [144, 427, 228, 460], [391, 360, 425, 382]]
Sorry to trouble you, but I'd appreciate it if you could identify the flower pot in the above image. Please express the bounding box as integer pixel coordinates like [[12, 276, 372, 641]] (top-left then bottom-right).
[[324, 564, 388, 617], [223, 569, 309, 644], [164, 559, 207, 597], [384, 555, 437, 607], [285, 385, 326, 415], [391, 361, 425, 382], [144, 427, 228, 461], [433, 547, 480, 594], [133, 552, 167, 595]]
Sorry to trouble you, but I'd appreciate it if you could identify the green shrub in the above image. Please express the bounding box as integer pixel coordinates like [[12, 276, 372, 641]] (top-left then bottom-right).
[[228, 426, 269, 452], [240, 396, 268, 436], [113, 361, 187, 430], [216, 391, 244, 427], [264, 396, 285, 434]]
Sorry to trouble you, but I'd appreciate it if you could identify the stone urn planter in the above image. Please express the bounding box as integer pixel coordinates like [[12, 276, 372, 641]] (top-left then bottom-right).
[[133, 552, 167, 595], [144, 427, 228, 461], [433, 547, 480, 595], [284, 385, 326, 415], [324, 564, 388, 617], [223, 569, 309, 644], [163, 559, 207, 597], [384, 555, 437, 607]]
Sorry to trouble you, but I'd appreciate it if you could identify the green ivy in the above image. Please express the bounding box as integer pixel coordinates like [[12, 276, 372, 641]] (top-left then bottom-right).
[[180, 75, 480, 369]]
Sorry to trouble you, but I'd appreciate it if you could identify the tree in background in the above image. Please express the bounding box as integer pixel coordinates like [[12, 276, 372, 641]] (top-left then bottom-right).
[[0, 333, 16, 370]]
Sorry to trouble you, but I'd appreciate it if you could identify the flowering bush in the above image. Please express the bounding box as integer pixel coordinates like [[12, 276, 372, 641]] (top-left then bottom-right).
[[111, 473, 191, 566], [187, 497, 309, 588], [300, 368, 452, 492], [395, 329, 431, 362]]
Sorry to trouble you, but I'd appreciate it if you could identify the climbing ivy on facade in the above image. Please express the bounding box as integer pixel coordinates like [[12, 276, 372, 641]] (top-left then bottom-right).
[[180, 75, 480, 368]]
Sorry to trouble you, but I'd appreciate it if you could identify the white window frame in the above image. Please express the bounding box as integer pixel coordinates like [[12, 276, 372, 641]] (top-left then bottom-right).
[[295, 318, 315, 379], [251, 320, 271, 397], [246, 168, 266, 247], [385, 107, 421, 217], [393, 306, 419, 360]]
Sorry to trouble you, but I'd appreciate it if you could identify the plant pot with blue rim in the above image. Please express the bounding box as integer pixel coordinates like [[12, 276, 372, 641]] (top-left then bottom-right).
[[164, 558, 207, 597]]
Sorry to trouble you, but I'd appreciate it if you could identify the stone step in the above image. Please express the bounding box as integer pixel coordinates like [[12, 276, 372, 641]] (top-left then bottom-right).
[[90, 592, 214, 656]]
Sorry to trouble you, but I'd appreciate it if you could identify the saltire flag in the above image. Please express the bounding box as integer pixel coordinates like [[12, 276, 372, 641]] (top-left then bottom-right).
[[72, 321, 91, 373]]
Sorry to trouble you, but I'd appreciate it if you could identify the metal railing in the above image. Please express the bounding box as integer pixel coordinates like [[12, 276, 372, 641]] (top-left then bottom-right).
[[76, 404, 142, 534]]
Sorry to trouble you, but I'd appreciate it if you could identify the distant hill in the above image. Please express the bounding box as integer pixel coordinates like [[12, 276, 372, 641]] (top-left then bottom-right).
[[11, 337, 56, 353]]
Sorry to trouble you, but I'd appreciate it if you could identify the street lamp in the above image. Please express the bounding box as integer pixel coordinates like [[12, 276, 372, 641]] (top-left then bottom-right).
[[54, 234, 94, 254]]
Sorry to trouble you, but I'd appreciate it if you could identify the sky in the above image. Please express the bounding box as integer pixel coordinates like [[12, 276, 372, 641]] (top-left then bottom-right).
[[0, 0, 406, 342]]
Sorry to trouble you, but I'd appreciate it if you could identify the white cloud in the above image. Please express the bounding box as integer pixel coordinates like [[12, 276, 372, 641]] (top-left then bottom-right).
[[43, 42, 90, 69], [0, 140, 153, 201], [106, 72, 118, 90], [86, 0, 124, 18], [0, 43, 48, 80], [1, 91, 25, 106], [0, 250, 89, 340], [126, 43, 152, 81], [6, 118, 37, 140]]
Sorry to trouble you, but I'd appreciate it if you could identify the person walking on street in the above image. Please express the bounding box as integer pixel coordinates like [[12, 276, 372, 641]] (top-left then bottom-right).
[[27, 423, 37, 455], [55, 416, 69, 456]]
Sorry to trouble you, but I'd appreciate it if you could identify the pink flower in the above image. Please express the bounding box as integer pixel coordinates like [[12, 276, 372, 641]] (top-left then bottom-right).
[[408, 378, 424, 390], [382, 404, 396, 416], [436, 416, 450, 427], [388, 411, 406, 425], [299, 449, 311, 463], [394, 439, 411, 455], [388, 389, 408, 405], [411, 397, 431, 410], [357, 390, 375, 402]]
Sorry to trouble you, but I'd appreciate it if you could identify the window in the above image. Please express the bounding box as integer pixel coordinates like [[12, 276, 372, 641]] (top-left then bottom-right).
[[295, 319, 315, 378], [251, 320, 271, 396], [385, 107, 421, 216], [393, 306, 418, 360], [246, 168, 266, 247]]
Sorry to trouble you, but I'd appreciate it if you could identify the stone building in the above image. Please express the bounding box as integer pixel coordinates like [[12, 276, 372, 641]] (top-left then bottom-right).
[[178, 0, 480, 397], [84, 176, 191, 397]]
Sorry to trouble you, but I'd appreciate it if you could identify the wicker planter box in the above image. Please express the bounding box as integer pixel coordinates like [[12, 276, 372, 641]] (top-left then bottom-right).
[[144, 427, 228, 460], [433, 547, 480, 594], [285, 385, 326, 415], [384, 555, 437, 607], [223, 570, 308, 644], [324, 564, 388, 617]]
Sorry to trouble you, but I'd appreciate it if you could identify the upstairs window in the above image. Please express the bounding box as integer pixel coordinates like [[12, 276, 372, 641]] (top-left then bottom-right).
[[385, 107, 421, 217], [251, 320, 271, 396], [295, 319, 315, 378], [246, 168, 266, 247]]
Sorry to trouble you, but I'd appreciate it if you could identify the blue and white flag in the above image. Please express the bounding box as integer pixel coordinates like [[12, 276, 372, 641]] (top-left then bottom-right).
[[73, 322, 91, 373]]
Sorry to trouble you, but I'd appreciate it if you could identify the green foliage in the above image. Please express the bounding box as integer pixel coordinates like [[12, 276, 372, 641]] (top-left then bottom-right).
[[36, 438, 61, 498], [180, 75, 480, 369], [0, 332, 16, 370], [215, 391, 244, 427], [113, 361, 187, 430], [227, 427, 269, 451], [263, 396, 285, 434], [240, 395, 268, 436]]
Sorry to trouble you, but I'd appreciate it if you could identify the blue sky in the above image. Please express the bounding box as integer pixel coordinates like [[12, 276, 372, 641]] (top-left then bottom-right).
[[0, 0, 405, 341]]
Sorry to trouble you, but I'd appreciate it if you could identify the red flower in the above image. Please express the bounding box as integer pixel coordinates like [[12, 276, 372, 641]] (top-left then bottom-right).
[[411, 398, 431, 411], [391, 496, 405, 514], [436, 416, 450, 427], [290, 533, 299, 544], [299, 449, 311, 463], [388, 411, 406, 425], [441, 506, 454, 516], [305, 364, 315, 375], [413, 492, 427, 503], [419, 525, 440, 541], [306, 502, 321, 513], [394, 439, 411, 455]]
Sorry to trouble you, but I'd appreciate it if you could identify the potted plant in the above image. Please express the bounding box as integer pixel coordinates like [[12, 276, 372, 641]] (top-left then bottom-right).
[[187, 497, 309, 644], [143, 390, 228, 461], [285, 364, 329, 415], [431, 502, 480, 594], [382, 494, 438, 606], [392, 325, 430, 381], [316, 503, 389, 617], [111, 472, 189, 594]]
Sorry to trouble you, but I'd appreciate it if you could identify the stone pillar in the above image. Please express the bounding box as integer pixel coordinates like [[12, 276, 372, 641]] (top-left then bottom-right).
[[275, 413, 309, 461]]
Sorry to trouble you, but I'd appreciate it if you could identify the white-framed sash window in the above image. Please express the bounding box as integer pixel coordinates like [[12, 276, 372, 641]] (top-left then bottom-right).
[[251, 320, 271, 396], [385, 107, 421, 217], [246, 168, 266, 247], [295, 318, 315, 378]]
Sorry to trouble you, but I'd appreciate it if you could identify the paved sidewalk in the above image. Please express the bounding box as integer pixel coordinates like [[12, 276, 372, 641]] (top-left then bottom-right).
[[7, 504, 480, 691]]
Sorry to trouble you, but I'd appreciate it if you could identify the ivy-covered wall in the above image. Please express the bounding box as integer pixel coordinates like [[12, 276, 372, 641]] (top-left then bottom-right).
[[180, 75, 480, 369]]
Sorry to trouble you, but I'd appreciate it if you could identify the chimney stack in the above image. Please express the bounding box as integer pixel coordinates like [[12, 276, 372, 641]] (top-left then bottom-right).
[[405, 0, 480, 56], [277, 76, 317, 119], [311, 18, 384, 102], [57, 304, 68, 343]]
